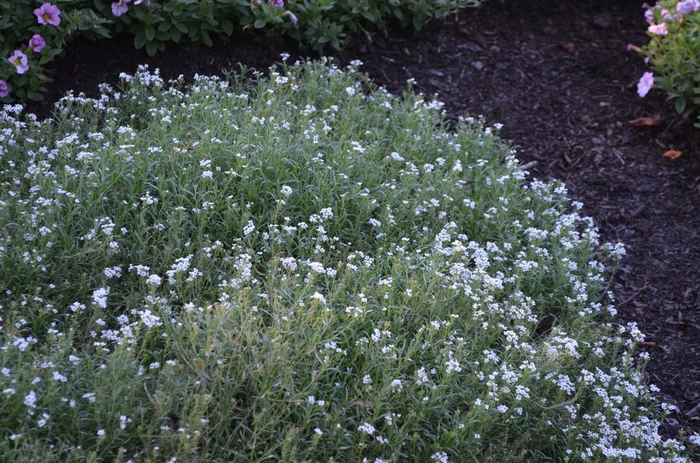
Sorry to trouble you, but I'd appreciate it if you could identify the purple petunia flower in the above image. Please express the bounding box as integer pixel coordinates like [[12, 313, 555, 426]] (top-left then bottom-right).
[[112, 0, 131, 16], [8, 50, 29, 74], [677, 0, 700, 14], [0, 80, 8, 98], [289, 12, 298, 24], [644, 8, 654, 23], [637, 71, 654, 98], [34, 3, 61, 26], [269, 0, 284, 7], [29, 35, 46, 53]]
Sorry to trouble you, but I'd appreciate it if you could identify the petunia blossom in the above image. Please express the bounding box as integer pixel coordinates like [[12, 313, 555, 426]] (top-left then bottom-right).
[[644, 8, 654, 23], [112, 0, 131, 16], [8, 50, 29, 74], [34, 3, 61, 26], [284, 10, 297, 24], [637, 71, 654, 98], [0, 80, 8, 98], [677, 0, 700, 14], [648, 23, 668, 35], [29, 35, 46, 53], [269, 0, 284, 7]]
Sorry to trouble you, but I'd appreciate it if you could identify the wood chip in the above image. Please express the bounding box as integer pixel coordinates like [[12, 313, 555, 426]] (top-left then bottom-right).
[[458, 27, 489, 49], [686, 402, 700, 418], [519, 160, 538, 170], [560, 42, 576, 53], [629, 116, 662, 127]]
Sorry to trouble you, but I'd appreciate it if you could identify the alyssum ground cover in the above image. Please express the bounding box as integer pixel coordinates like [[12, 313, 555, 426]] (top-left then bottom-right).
[[0, 58, 695, 462]]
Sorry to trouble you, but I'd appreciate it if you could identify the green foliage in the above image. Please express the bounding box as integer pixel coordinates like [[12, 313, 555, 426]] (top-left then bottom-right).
[[0, 0, 112, 102], [0, 0, 484, 102], [0, 58, 693, 462], [639, 0, 700, 127]]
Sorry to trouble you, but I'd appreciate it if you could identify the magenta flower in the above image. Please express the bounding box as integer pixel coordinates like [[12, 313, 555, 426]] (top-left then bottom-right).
[[269, 0, 284, 7], [111, 0, 131, 16], [8, 50, 29, 74], [648, 23, 668, 35], [637, 71, 654, 98], [34, 3, 61, 26], [29, 35, 46, 53], [0, 80, 8, 98]]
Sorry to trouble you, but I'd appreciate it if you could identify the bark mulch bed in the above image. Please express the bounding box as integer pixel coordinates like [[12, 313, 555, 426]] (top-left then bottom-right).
[[21, 0, 700, 452]]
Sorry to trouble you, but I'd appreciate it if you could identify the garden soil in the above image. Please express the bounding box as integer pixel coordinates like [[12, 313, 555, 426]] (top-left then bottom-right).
[[22, 0, 700, 451]]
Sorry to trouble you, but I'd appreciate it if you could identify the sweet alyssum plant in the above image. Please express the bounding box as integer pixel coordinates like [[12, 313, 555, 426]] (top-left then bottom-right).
[[1, 0, 484, 102], [634, 0, 700, 127], [0, 57, 696, 461]]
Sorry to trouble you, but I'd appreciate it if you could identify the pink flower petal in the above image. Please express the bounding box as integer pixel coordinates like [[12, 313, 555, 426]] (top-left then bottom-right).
[[29, 35, 46, 53], [637, 71, 654, 98], [8, 50, 29, 75], [34, 3, 61, 26], [648, 23, 668, 35]]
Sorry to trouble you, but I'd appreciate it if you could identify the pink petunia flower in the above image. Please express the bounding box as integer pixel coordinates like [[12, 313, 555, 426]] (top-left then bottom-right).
[[34, 3, 61, 26], [8, 50, 29, 74], [29, 35, 46, 53], [269, 0, 284, 7], [112, 0, 131, 16], [637, 71, 654, 98], [0, 80, 8, 98], [648, 23, 668, 35]]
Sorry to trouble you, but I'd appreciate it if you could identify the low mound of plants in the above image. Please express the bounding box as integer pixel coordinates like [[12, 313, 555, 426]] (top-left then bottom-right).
[[0, 0, 483, 102], [0, 58, 694, 461]]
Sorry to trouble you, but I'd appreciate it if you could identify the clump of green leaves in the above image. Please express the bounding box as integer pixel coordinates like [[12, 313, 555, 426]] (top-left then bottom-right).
[[0, 0, 111, 101], [1, 0, 484, 102], [636, 0, 700, 127]]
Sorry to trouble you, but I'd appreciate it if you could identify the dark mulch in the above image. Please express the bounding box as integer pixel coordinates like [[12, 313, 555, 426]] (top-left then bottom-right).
[[21, 0, 700, 452]]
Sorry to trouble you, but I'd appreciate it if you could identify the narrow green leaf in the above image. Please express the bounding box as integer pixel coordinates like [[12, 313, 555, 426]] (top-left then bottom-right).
[[201, 30, 213, 47], [675, 97, 687, 115], [134, 31, 147, 49], [221, 19, 233, 36], [146, 40, 157, 57], [169, 27, 182, 43]]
